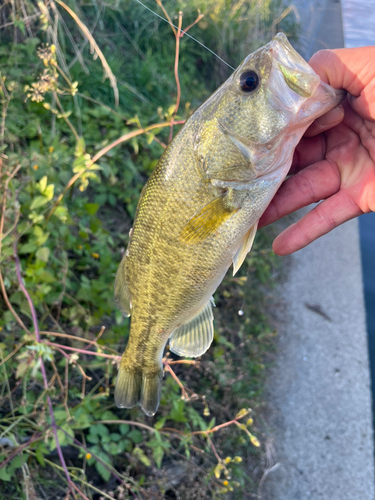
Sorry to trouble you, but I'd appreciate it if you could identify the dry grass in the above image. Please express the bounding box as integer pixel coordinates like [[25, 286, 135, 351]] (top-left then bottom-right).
[[1, 0, 119, 105]]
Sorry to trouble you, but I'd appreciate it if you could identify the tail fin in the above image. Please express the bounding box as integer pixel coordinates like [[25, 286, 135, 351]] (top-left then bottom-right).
[[115, 367, 142, 409], [140, 373, 162, 417], [115, 366, 163, 417]]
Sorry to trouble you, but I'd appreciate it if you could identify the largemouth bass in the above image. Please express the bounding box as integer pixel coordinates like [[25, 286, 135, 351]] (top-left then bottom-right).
[[114, 33, 345, 416]]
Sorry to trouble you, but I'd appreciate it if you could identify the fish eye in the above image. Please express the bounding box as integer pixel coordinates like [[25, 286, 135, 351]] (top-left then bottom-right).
[[239, 70, 259, 92]]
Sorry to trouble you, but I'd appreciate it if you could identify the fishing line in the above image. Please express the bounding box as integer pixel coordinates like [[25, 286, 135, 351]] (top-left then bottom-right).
[[132, 0, 235, 70]]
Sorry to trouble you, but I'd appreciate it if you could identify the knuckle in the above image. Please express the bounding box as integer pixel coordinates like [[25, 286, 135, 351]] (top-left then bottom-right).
[[294, 173, 315, 201], [315, 203, 335, 231]]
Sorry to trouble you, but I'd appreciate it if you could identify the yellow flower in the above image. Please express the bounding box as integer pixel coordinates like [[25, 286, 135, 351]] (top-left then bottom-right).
[[235, 408, 248, 419], [39, 69, 57, 92], [26, 82, 45, 103], [223, 480, 229, 487], [233, 456, 242, 463], [49, 146, 54, 153], [37, 43, 56, 66], [85, 453, 92, 460], [224, 457, 231, 464], [214, 463, 223, 479], [92, 252, 99, 259], [246, 418, 254, 426], [249, 433, 260, 447]]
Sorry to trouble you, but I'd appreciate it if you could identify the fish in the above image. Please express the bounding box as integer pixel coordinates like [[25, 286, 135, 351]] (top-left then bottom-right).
[[114, 33, 345, 416]]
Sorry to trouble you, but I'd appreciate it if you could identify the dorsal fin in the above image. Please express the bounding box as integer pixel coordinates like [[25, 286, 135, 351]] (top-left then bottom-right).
[[232, 222, 258, 275], [114, 258, 131, 317], [169, 300, 214, 358]]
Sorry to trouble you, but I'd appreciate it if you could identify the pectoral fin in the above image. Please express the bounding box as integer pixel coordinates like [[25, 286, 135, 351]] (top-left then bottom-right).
[[169, 300, 214, 358], [114, 259, 131, 317], [180, 193, 239, 244], [232, 222, 258, 275]]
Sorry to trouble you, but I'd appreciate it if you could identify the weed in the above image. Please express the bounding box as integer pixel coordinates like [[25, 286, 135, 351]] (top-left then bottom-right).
[[0, 0, 293, 498]]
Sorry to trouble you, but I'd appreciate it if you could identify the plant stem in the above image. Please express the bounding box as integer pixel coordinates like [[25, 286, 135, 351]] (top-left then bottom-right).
[[13, 242, 85, 500], [168, 11, 182, 143], [0, 164, 30, 334], [45, 341, 120, 361]]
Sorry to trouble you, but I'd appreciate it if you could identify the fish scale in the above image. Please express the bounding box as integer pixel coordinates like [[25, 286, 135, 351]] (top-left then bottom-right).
[[114, 33, 346, 416]]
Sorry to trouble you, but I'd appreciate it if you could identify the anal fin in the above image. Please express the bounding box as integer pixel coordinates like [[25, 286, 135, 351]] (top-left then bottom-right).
[[232, 222, 258, 275], [169, 300, 214, 358]]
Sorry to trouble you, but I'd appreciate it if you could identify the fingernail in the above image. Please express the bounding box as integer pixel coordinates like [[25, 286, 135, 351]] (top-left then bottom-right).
[[315, 105, 344, 127]]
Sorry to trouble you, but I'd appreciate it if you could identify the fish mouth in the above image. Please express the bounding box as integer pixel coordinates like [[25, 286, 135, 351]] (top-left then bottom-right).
[[296, 82, 346, 124], [270, 32, 347, 124]]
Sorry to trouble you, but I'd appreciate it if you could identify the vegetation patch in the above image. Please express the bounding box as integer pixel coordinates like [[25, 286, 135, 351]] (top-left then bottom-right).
[[0, 0, 296, 498]]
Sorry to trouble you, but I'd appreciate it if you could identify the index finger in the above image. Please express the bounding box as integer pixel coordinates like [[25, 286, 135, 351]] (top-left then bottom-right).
[[308, 47, 375, 120]]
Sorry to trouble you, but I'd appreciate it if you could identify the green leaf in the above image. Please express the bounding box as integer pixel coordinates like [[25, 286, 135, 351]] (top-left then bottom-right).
[[207, 417, 216, 430], [0, 467, 12, 481], [72, 412, 92, 430], [152, 445, 164, 469], [119, 424, 130, 435], [14, 20, 25, 35], [44, 184, 54, 200], [18, 242, 37, 254], [84, 203, 99, 215], [73, 154, 90, 173], [103, 441, 120, 455], [132, 447, 151, 467], [100, 410, 117, 420], [33, 226, 49, 246], [75, 137, 86, 156], [39, 270, 55, 283], [35, 446, 46, 467], [117, 439, 132, 453], [90, 423, 109, 436], [11, 455, 27, 468], [87, 433, 99, 444], [95, 461, 111, 482], [154, 417, 166, 430], [170, 400, 188, 422], [30, 196, 49, 210], [54, 206, 68, 222], [36, 247, 50, 262], [128, 430, 143, 444], [39, 176, 48, 193], [16, 360, 29, 379]]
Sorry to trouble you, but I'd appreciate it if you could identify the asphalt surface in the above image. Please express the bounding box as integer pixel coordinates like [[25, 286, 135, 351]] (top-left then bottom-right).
[[261, 0, 375, 498]]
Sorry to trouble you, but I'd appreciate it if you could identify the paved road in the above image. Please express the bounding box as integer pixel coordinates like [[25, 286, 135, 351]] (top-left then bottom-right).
[[263, 213, 374, 499], [261, 0, 375, 498]]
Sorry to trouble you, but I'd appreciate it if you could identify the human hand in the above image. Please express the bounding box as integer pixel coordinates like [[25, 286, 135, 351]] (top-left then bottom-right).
[[259, 46, 375, 255]]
